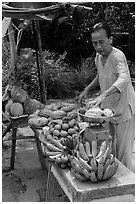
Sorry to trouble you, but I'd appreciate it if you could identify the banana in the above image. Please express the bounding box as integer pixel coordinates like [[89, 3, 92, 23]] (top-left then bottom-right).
[[76, 150, 81, 158], [78, 157, 92, 172], [79, 142, 89, 161], [90, 171, 98, 183], [60, 154, 69, 163], [85, 141, 91, 157], [103, 158, 110, 172], [73, 161, 84, 175], [82, 169, 90, 179], [102, 145, 111, 162], [107, 164, 114, 179], [70, 156, 80, 168], [102, 164, 113, 181], [90, 157, 98, 172], [96, 141, 107, 159], [45, 150, 62, 156], [65, 137, 75, 150], [71, 168, 76, 176], [96, 155, 105, 165], [74, 172, 88, 181], [92, 140, 98, 157], [49, 153, 63, 162], [46, 143, 63, 152], [109, 154, 115, 165], [50, 137, 63, 149], [97, 163, 104, 181], [73, 156, 80, 164], [110, 162, 118, 178], [55, 156, 62, 164], [69, 156, 76, 166], [114, 162, 118, 173], [60, 163, 68, 169]]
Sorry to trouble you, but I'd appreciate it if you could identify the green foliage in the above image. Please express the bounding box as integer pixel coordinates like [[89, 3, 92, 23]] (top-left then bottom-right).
[[2, 2, 135, 99], [2, 38, 11, 93], [34, 2, 134, 65]]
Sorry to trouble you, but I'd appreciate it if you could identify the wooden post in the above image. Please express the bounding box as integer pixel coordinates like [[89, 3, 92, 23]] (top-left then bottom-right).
[[32, 20, 43, 102], [8, 20, 17, 77], [32, 20, 47, 104], [35, 20, 47, 104]]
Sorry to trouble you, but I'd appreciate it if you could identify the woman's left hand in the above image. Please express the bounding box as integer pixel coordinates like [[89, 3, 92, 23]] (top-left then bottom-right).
[[86, 92, 107, 109], [94, 92, 107, 107]]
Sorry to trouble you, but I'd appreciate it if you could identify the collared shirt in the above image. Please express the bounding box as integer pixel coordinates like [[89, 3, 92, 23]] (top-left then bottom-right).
[[95, 47, 135, 124]]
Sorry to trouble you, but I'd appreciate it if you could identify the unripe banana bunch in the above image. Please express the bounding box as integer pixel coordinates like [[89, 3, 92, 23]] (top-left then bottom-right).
[[43, 133, 79, 168], [71, 139, 118, 182], [42, 134, 69, 167]]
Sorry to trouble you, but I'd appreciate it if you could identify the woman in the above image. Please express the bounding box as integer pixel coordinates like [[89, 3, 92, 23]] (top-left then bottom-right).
[[79, 22, 135, 171]]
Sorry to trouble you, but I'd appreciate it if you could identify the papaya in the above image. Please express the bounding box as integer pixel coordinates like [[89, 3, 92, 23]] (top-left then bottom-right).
[[23, 97, 37, 114], [5, 99, 13, 115], [10, 102, 24, 117], [51, 110, 66, 119], [11, 85, 28, 103], [16, 88, 28, 103], [61, 104, 76, 112], [38, 108, 52, 118]]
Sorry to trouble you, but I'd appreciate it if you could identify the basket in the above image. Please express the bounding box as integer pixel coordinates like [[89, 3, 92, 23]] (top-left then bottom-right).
[[77, 108, 114, 124]]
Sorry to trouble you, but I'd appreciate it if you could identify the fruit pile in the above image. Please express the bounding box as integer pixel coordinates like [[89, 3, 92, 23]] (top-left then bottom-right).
[[41, 132, 78, 169], [70, 139, 118, 182], [5, 85, 43, 117], [48, 118, 80, 139], [85, 107, 113, 117]]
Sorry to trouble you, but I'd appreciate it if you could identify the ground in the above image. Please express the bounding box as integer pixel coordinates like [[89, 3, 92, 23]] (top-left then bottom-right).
[[2, 128, 69, 202], [2, 124, 135, 202]]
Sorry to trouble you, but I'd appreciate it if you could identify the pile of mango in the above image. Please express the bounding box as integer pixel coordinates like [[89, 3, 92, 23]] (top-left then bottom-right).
[[48, 118, 80, 139]]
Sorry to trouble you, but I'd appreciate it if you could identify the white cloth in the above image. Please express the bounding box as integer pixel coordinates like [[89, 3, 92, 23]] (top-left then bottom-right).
[[109, 116, 135, 171], [95, 47, 135, 124], [95, 47, 135, 170]]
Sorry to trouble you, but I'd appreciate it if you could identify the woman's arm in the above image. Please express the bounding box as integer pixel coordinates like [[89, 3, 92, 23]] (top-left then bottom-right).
[[84, 74, 99, 93], [87, 53, 130, 108], [79, 74, 99, 103]]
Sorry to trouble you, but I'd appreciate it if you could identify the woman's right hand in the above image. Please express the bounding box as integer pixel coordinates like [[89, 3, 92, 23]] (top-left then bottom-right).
[[78, 90, 87, 104], [86, 99, 98, 109]]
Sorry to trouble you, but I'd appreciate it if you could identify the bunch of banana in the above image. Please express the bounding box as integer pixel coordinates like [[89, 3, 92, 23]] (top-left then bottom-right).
[[71, 139, 118, 182], [43, 135, 71, 168], [43, 132, 80, 169]]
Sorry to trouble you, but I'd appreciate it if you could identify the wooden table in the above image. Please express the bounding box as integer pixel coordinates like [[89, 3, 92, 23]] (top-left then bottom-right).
[[2, 114, 47, 171], [46, 159, 135, 202]]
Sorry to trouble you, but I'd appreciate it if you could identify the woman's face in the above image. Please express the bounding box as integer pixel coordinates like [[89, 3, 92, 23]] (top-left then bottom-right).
[[91, 29, 112, 57]]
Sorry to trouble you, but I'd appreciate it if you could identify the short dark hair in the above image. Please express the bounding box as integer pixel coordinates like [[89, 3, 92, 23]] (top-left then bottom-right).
[[91, 22, 111, 38]]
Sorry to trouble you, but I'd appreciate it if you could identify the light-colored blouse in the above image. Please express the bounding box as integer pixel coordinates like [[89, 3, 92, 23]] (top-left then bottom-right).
[[95, 47, 135, 124]]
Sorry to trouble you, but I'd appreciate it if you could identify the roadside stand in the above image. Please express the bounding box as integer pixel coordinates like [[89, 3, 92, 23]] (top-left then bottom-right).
[[2, 2, 135, 202], [28, 104, 135, 202]]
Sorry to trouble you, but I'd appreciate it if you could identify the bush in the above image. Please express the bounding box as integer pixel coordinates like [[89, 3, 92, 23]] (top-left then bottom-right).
[[2, 38, 11, 94]]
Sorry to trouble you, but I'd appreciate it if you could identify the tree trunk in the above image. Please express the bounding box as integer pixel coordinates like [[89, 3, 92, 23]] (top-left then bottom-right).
[[35, 20, 47, 104], [32, 20, 47, 104], [8, 20, 17, 77]]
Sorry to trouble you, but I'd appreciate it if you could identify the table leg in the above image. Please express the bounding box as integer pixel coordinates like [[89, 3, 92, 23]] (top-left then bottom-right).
[[2, 123, 12, 138], [31, 127, 47, 170], [10, 128, 17, 170], [46, 164, 57, 201], [35, 134, 47, 170]]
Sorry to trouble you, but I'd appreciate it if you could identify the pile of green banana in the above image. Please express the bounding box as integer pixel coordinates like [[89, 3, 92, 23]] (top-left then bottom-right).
[[43, 134, 77, 169], [70, 139, 118, 182]]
